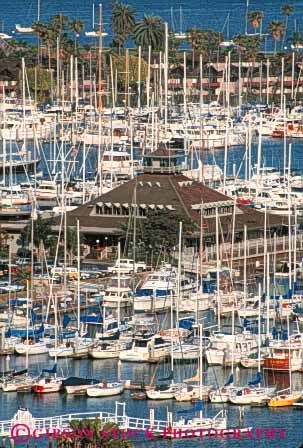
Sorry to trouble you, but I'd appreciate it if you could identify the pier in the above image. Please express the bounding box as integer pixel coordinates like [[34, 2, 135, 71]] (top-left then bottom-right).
[[0, 405, 169, 437]]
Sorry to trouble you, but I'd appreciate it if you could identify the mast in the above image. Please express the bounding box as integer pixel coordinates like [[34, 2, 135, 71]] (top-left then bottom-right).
[[56, 37, 60, 101], [22, 58, 26, 152], [291, 52, 295, 100], [98, 3, 103, 112], [216, 207, 221, 331], [26, 280, 29, 373], [117, 241, 121, 327], [288, 143, 292, 295], [266, 253, 270, 337], [238, 51, 242, 113], [231, 303, 235, 376], [54, 293, 58, 372], [138, 46, 141, 109], [183, 52, 187, 116], [266, 59, 269, 105], [77, 219, 81, 333], [125, 48, 129, 108], [256, 113, 262, 196], [170, 289, 174, 383], [263, 204, 267, 293], [287, 315, 292, 393], [243, 224, 247, 311], [258, 283, 261, 379], [281, 57, 284, 112], [223, 118, 228, 194], [294, 205, 297, 288], [176, 221, 182, 327], [199, 322, 203, 421], [198, 201, 204, 322], [132, 178, 137, 292], [245, 0, 249, 34], [146, 45, 151, 109], [164, 22, 168, 133]]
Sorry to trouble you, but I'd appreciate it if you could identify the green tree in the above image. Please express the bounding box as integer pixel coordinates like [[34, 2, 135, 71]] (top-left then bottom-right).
[[233, 34, 262, 99], [133, 15, 165, 51], [268, 20, 286, 53], [204, 29, 223, 61], [281, 4, 294, 47], [112, 54, 148, 83], [137, 210, 195, 263], [32, 22, 55, 70], [50, 14, 69, 47], [70, 19, 84, 53], [247, 11, 263, 33], [27, 66, 52, 96], [16, 215, 53, 261], [65, 226, 84, 264], [112, 1, 136, 54]]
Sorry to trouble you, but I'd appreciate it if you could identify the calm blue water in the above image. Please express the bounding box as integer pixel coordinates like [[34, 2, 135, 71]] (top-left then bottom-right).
[[1, 353, 302, 447], [1, 0, 303, 49]]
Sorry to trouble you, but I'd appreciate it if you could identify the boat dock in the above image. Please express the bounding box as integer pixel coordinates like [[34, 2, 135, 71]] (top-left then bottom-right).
[[0, 404, 168, 436]]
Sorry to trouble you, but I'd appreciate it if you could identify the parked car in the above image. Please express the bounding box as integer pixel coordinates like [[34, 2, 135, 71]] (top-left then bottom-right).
[[16, 258, 31, 266], [108, 259, 147, 274]]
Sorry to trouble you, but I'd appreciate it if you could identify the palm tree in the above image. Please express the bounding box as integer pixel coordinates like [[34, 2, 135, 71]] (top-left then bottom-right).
[[133, 15, 165, 51], [50, 14, 69, 44], [268, 20, 286, 53], [281, 4, 294, 47], [248, 11, 263, 33], [33, 22, 55, 70], [233, 34, 261, 99], [112, 1, 136, 54], [70, 19, 84, 53]]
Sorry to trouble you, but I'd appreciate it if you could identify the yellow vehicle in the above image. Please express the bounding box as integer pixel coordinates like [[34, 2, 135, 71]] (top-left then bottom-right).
[[51, 267, 79, 280]]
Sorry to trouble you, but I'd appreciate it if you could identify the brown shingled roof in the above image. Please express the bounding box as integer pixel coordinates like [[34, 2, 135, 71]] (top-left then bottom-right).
[[61, 173, 285, 237]]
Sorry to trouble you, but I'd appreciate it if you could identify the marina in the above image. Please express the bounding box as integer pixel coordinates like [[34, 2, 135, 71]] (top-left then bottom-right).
[[0, 0, 303, 447]]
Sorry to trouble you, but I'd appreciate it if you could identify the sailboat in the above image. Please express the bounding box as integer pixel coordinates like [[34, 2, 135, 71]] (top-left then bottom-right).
[[209, 373, 237, 403], [88, 340, 130, 359], [31, 364, 63, 393], [14, 338, 52, 355], [63, 377, 100, 395], [173, 323, 227, 432], [209, 305, 239, 403], [229, 288, 276, 405], [32, 291, 65, 393], [147, 224, 185, 400], [86, 381, 124, 397], [268, 317, 302, 407]]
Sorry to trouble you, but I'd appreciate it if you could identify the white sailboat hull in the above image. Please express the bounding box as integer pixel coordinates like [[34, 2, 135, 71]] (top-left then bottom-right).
[[15, 342, 50, 355], [86, 383, 124, 397]]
